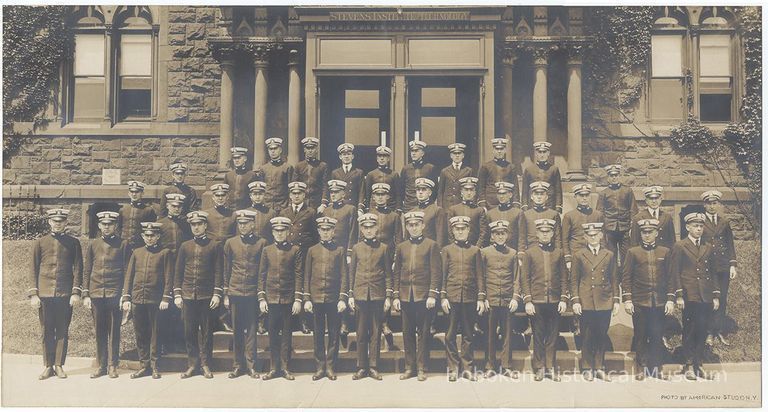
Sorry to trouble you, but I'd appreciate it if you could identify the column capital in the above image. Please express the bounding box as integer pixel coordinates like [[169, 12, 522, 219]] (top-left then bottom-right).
[[246, 43, 276, 68], [287, 48, 302, 67], [501, 47, 519, 66], [531, 45, 558, 67], [566, 44, 586, 66]]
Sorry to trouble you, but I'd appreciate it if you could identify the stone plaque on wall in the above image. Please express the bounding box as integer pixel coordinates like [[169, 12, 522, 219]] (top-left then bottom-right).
[[102, 169, 121, 185]]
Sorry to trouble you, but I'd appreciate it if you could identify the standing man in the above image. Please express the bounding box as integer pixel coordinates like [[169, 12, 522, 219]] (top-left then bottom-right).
[[392, 211, 441, 381], [701, 190, 737, 346], [520, 218, 568, 382], [360, 145, 400, 212], [562, 184, 604, 270], [29, 208, 83, 380], [518, 181, 563, 255], [82, 211, 130, 379], [257, 137, 294, 212], [246, 181, 277, 244], [348, 213, 393, 380], [223, 210, 267, 379], [400, 140, 439, 211], [303, 216, 348, 381], [120, 180, 157, 249], [258, 217, 304, 380], [437, 143, 474, 209], [122, 222, 174, 379], [204, 183, 236, 243], [161, 162, 198, 217], [597, 164, 638, 275], [521, 142, 563, 213], [486, 182, 522, 250], [322, 143, 364, 213], [174, 211, 223, 379], [622, 218, 674, 380], [412, 177, 448, 247], [570, 222, 620, 382], [446, 176, 488, 246], [294, 137, 330, 211], [224, 147, 259, 210], [630, 186, 675, 250], [670, 213, 720, 380], [478, 138, 521, 210]]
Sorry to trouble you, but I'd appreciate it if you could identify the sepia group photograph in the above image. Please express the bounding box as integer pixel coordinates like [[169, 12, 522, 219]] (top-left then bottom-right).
[[0, 1, 763, 408]]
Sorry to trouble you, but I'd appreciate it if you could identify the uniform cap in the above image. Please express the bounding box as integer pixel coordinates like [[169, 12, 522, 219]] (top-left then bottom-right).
[[530, 181, 551, 192], [210, 183, 230, 194], [701, 190, 723, 202], [248, 181, 266, 192], [638, 218, 660, 231], [415, 178, 435, 189], [327, 180, 347, 192], [533, 141, 552, 151], [265, 137, 283, 148], [234, 209, 257, 222], [489, 220, 510, 232], [165, 193, 186, 206], [403, 211, 425, 223], [47, 208, 70, 221], [495, 181, 515, 193], [458, 176, 478, 189], [288, 181, 307, 193], [270, 216, 292, 230], [140, 222, 163, 234], [684, 212, 706, 224], [409, 140, 427, 150], [357, 213, 378, 227], [376, 146, 392, 156], [371, 183, 391, 194], [448, 143, 466, 153], [301, 137, 319, 147], [581, 222, 604, 234], [491, 138, 508, 148], [449, 215, 471, 228], [186, 211, 209, 223], [573, 183, 592, 195], [643, 186, 663, 198], [604, 164, 622, 175], [96, 211, 119, 224], [535, 218, 556, 232], [170, 162, 188, 173], [230, 147, 248, 157], [337, 143, 355, 153], [316, 216, 338, 229], [127, 180, 146, 192]]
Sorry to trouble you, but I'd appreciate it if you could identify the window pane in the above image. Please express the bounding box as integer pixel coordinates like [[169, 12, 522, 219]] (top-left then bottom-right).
[[700, 94, 731, 122], [421, 116, 456, 146], [344, 117, 380, 146], [651, 35, 683, 77], [650, 78, 683, 120], [421, 87, 456, 108], [120, 34, 151, 76], [345, 89, 379, 109], [74, 34, 105, 76], [73, 77, 105, 120], [700, 34, 731, 77]]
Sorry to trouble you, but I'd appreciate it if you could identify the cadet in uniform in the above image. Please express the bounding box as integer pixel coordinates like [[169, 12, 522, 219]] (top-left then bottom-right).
[[630, 186, 675, 250], [257, 137, 294, 212], [485, 182, 522, 250], [701, 190, 737, 346], [520, 218, 568, 382], [348, 213, 393, 380], [622, 218, 674, 380], [597, 164, 638, 275], [360, 145, 400, 211], [670, 212, 720, 380], [562, 184, 604, 270], [570, 222, 620, 382], [160, 162, 198, 217], [204, 183, 236, 243], [258, 217, 304, 380], [120, 180, 157, 249], [521, 142, 563, 213], [481, 220, 519, 378], [30, 209, 83, 380], [519, 181, 563, 254], [223, 210, 267, 379], [369, 183, 403, 250], [447, 176, 488, 246], [82, 211, 130, 379], [303, 216, 348, 381], [224, 147, 259, 209], [246, 181, 277, 244], [400, 140, 439, 211], [122, 222, 173, 379], [294, 137, 330, 211], [174, 211, 223, 379], [478, 138, 521, 210], [437, 143, 474, 209], [441, 215, 486, 381], [322, 143, 364, 213], [392, 211, 441, 381], [412, 178, 448, 247]]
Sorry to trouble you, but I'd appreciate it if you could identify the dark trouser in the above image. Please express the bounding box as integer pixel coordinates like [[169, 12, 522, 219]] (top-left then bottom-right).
[[446, 302, 477, 373], [682, 301, 713, 367], [531, 303, 559, 371], [38, 297, 73, 367], [711, 270, 730, 335], [402, 301, 434, 372], [91, 297, 121, 368], [159, 304, 184, 352], [485, 306, 514, 371], [604, 230, 630, 278], [634, 304, 665, 373], [230, 296, 259, 371], [312, 302, 341, 372], [356, 300, 383, 369], [133, 303, 160, 369], [580, 310, 612, 371], [267, 303, 293, 372], [182, 299, 215, 369]]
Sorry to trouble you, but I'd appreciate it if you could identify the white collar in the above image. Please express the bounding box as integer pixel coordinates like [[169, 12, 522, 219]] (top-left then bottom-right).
[[588, 244, 600, 255], [293, 203, 304, 211], [453, 162, 462, 169], [687, 235, 700, 245]]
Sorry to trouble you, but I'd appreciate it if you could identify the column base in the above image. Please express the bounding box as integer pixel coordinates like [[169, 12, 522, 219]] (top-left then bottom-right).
[[565, 170, 588, 182]]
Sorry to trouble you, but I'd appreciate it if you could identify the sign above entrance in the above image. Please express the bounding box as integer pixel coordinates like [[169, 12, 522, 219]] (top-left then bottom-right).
[[329, 11, 470, 21]]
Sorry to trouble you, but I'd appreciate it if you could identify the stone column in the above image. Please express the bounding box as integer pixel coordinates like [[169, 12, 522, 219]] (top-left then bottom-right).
[[532, 47, 549, 143], [252, 46, 271, 165], [103, 25, 113, 124], [218, 59, 236, 170], [566, 46, 586, 180], [501, 48, 516, 160], [287, 49, 301, 165]]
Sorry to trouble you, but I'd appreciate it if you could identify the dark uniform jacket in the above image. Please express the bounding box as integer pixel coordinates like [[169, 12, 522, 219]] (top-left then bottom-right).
[[257, 241, 304, 304], [256, 158, 293, 211], [203, 205, 236, 243], [280, 203, 317, 249], [399, 160, 439, 211], [447, 201, 488, 247], [223, 168, 259, 209], [29, 233, 84, 298], [393, 237, 442, 302], [702, 213, 737, 271], [569, 247, 620, 311], [413, 201, 448, 247], [521, 161, 562, 211], [437, 164, 474, 208], [324, 165, 364, 207], [360, 167, 400, 211], [440, 241, 485, 303], [320, 201, 358, 253], [562, 206, 605, 263], [480, 244, 519, 307], [223, 234, 267, 297], [597, 184, 637, 233], [519, 243, 568, 304], [349, 239, 393, 302], [83, 235, 130, 299], [630, 208, 675, 250], [161, 182, 198, 216], [303, 241, 348, 303], [621, 244, 674, 307], [294, 158, 330, 209], [478, 159, 521, 209], [157, 214, 192, 254], [518, 205, 563, 254], [119, 201, 157, 246], [370, 206, 402, 253], [669, 237, 720, 303], [173, 237, 223, 300], [246, 203, 276, 244], [486, 204, 523, 250], [122, 245, 174, 304]]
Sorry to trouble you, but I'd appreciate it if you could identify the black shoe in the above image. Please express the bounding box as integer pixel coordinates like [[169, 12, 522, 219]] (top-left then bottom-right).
[[54, 366, 67, 379], [131, 367, 152, 379], [301, 321, 311, 334], [263, 370, 280, 380], [694, 367, 708, 379], [257, 324, 267, 335], [461, 370, 476, 381], [399, 369, 416, 380], [635, 371, 645, 381], [583, 370, 594, 382], [340, 324, 350, 336], [108, 366, 119, 379], [501, 368, 517, 379], [534, 369, 544, 381], [484, 369, 496, 378], [717, 333, 730, 346], [382, 323, 393, 336], [152, 369, 161, 379], [221, 320, 234, 333], [549, 369, 560, 382], [683, 365, 697, 381], [312, 370, 325, 380], [39, 366, 55, 380], [417, 370, 427, 381], [448, 372, 458, 382], [180, 367, 199, 379], [352, 369, 367, 380], [202, 366, 213, 379], [91, 368, 107, 379], [327, 370, 337, 380], [595, 369, 611, 382], [705, 334, 714, 347], [283, 370, 295, 380], [249, 369, 260, 379], [369, 368, 382, 380], [228, 368, 246, 379], [384, 332, 396, 351]]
